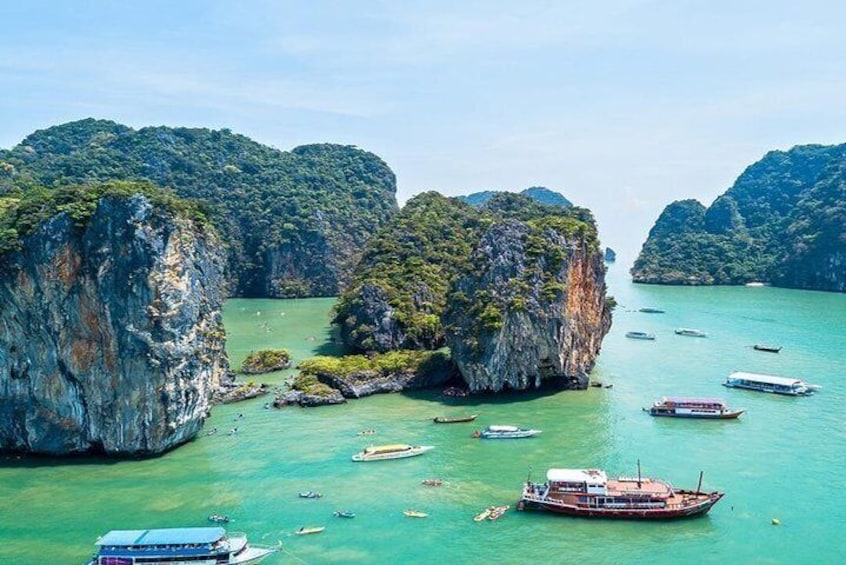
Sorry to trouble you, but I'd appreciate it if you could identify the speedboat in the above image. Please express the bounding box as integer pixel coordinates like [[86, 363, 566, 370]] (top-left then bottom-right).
[[473, 425, 541, 439], [404, 510, 428, 518], [625, 331, 656, 340], [352, 444, 434, 462], [298, 491, 322, 499], [208, 514, 230, 523], [295, 526, 325, 535], [333, 510, 355, 518], [674, 328, 707, 337]]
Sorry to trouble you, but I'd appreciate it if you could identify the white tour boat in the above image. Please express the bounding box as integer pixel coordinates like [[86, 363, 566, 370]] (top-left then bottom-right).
[[474, 425, 541, 439], [723, 371, 819, 396], [86, 527, 278, 565], [352, 443, 434, 461]]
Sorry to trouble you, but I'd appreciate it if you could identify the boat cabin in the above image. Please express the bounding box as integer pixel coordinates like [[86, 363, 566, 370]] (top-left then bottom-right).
[[363, 444, 411, 454], [725, 371, 812, 395], [655, 397, 727, 411], [92, 527, 236, 564], [546, 468, 608, 495]]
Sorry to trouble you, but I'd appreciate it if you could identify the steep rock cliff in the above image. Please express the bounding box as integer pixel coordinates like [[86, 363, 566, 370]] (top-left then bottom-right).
[[444, 221, 612, 392], [0, 193, 227, 456]]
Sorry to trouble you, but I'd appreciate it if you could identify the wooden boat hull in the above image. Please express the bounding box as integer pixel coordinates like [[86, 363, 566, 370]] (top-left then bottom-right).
[[648, 409, 744, 420], [521, 491, 723, 520], [433, 414, 478, 423], [753, 345, 781, 353]]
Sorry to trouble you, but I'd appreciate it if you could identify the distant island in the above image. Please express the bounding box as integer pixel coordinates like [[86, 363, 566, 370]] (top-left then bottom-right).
[[632, 144, 846, 292], [459, 186, 572, 208]]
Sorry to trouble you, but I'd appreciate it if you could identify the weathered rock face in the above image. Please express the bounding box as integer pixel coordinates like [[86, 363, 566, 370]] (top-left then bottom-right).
[[338, 283, 436, 352], [444, 221, 612, 392], [0, 195, 227, 456]]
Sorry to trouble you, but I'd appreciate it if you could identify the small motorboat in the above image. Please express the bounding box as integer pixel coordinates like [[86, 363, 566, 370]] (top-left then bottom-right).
[[639, 307, 665, 313], [358, 429, 376, 436], [626, 331, 656, 340], [753, 344, 782, 353], [421, 478, 443, 487], [675, 328, 707, 337], [488, 505, 510, 521], [333, 510, 355, 518], [296, 526, 325, 535], [404, 510, 428, 518], [473, 425, 541, 439], [207, 514, 229, 524], [442, 386, 469, 398], [299, 491, 322, 499], [433, 414, 478, 423], [474, 507, 493, 522]]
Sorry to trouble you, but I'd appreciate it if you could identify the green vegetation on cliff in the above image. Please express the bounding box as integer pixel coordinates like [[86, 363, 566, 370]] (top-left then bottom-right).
[[0, 180, 210, 257], [335, 191, 601, 352], [460, 186, 572, 208], [240, 348, 291, 374], [633, 144, 846, 291], [0, 119, 398, 296]]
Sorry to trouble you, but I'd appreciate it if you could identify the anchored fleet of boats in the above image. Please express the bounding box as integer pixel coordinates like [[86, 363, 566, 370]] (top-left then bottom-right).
[[87, 304, 824, 558]]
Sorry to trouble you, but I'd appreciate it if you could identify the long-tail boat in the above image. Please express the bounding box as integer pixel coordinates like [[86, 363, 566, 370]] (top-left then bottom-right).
[[433, 414, 478, 423]]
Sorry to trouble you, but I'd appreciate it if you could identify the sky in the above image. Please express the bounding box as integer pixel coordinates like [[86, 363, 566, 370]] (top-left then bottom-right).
[[2, 0, 846, 266]]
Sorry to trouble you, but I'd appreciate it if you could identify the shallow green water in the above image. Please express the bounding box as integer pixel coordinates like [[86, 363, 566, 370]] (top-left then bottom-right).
[[2, 271, 845, 564]]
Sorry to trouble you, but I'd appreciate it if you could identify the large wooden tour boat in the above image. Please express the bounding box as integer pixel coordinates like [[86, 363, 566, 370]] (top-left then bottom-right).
[[518, 465, 723, 519], [645, 397, 744, 419]]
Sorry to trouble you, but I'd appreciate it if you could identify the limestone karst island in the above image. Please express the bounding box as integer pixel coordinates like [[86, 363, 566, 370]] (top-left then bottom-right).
[[0, 120, 843, 565]]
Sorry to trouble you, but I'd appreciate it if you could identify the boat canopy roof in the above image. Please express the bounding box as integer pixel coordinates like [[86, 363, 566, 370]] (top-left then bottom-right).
[[547, 468, 608, 484], [96, 527, 225, 547], [728, 371, 804, 386], [661, 396, 726, 405], [365, 444, 411, 453], [486, 425, 519, 432]]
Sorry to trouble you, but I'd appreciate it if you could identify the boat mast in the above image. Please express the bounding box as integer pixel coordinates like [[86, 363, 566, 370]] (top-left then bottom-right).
[[637, 459, 642, 488], [696, 470, 703, 494]]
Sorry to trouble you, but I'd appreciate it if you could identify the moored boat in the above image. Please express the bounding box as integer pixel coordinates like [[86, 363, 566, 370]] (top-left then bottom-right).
[[296, 526, 325, 535], [488, 505, 509, 521], [421, 478, 443, 486], [208, 514, 230, 523], [298, 491, 322, 499], [474, 425, 541, 439], [675, 328, 707, 337], [518, 467, 723, 519], [333, 510, 355, 518], [86, 527, 278, 565], [404, 509, 428, 518], [433, 414, 478, 423], [753, 344, 782, 353], [639, 307, 665, 313], [645, 397, 743, 419], [352, 444, 434, 462], [473, 507, 493, 522], [723, 371, 818, 396], [626, 331, 656, 340]]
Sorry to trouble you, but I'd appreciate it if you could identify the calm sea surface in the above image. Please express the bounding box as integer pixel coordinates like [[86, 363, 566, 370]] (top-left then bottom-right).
[[2, 267, 845, 564]]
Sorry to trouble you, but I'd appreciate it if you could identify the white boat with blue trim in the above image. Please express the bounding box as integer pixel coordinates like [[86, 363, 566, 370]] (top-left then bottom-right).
[[473, 425, 541, 439], [723, 371, 819, 396], [86, 526, 277, 564]]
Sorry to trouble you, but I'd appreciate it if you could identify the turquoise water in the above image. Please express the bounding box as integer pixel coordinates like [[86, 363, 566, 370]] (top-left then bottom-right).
[[1, 270, 845, 564]]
